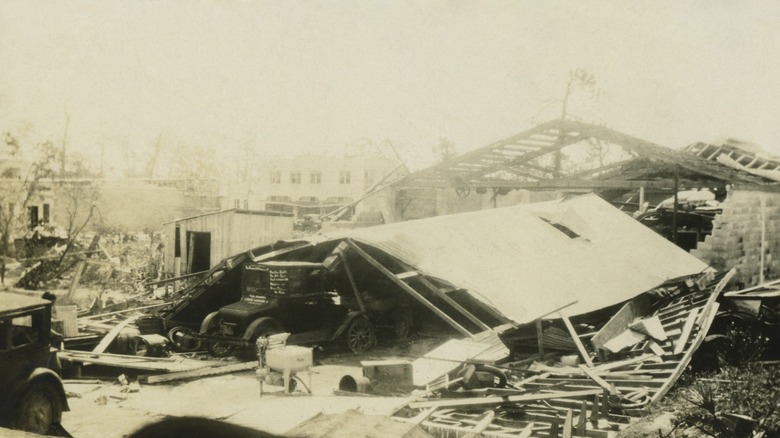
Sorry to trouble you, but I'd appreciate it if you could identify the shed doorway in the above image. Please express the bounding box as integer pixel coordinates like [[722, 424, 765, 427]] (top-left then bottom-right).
[[186, 231, 211, 273]]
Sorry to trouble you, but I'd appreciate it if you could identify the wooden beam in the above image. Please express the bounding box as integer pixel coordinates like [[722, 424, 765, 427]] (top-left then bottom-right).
[[408, 388, 602, 409], [92, 315, 140, 354], [143, 361, 259, 384], [80, 303, 170, 320], [66, 259, 87, 301], [339, 249, 366, 313], [462, 132, 586, 180], [144, 270, 210, 287], [559, 313, 595, 368], [577, 401, 588, 435], [463, 411, 496, 437], [579, 365, 617, 395], [415, 274, 491, 331], [562, 409, 573, 438], [536, 319, 545, 358], [402, 178, 692, 190], [396, 119, 563, 186], [674, 308, 699, 354], [345, 240, 472, 337]]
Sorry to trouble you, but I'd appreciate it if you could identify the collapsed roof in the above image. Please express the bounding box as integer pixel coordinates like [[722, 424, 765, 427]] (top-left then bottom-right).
[[318, 194, 708, 325], [163, 194, 708, 331]]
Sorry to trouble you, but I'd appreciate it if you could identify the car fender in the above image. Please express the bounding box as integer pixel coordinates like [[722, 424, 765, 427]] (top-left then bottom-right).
[[199, 311, 221, 335], [25, 368, 70, 413], [331, 311, 367, 340], [242, 317, 283, 341]]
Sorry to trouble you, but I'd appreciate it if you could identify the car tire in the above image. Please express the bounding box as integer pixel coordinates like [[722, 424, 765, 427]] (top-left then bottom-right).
[[345, 316, 376, 353], [167, 326, 202, 352], [206, 319, 235, 358], [13, 380, 63, 435]]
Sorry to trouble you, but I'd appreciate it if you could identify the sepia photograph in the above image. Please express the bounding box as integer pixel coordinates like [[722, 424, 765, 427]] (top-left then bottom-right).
[[1, 1, 779, 437]]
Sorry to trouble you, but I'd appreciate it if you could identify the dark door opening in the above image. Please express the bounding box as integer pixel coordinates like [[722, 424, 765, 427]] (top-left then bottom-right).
[[28, 206, 39, 229], [186, 231, 211, 273]]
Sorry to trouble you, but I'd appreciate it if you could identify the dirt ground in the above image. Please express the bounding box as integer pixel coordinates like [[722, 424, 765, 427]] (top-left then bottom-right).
[[59, 336, 445, 438], [61, 364, 407, 437]]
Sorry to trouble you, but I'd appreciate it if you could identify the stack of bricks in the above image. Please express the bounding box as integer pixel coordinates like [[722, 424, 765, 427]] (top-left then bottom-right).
[[690, 189, 780, 288]]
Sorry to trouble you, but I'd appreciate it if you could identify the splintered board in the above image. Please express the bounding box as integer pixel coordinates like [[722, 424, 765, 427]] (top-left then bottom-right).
[[392, 269, 735, 438]]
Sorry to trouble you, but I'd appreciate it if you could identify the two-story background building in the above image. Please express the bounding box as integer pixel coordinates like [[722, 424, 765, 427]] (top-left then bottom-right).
[[222, 153, 402, 221]]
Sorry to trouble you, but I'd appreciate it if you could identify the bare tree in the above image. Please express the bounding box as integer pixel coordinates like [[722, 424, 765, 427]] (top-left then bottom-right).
[[432, 137, 457, 163], [554, 68, 599, 173], [0, 135, 57, 257]]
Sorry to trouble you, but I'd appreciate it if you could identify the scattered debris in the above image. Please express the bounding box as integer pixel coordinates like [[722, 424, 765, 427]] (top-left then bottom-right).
[[388, 270, 735, 437]]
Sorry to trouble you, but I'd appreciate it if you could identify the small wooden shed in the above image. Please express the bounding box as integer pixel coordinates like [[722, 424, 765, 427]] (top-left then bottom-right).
[[163, 209, 294, 275]]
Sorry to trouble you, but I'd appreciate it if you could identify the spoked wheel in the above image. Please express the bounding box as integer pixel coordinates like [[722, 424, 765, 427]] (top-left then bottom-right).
[[167, 326, 202, 352], [206, 319, 235, 358], [13, 381, 62, 435], [345, 316, 376, 353]]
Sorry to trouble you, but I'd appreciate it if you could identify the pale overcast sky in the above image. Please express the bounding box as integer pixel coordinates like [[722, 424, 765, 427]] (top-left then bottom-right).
[[1, 1, 779, 173]]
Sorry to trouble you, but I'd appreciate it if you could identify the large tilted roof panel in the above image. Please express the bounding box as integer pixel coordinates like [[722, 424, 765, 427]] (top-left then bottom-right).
[[341, 194, 708, 324]]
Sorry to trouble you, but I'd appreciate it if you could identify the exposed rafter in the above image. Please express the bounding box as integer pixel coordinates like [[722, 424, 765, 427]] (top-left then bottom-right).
[[397, 119, 776, 192]]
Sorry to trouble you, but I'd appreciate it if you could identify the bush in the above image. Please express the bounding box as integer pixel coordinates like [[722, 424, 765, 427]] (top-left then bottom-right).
[[673, 363, 780, 437]]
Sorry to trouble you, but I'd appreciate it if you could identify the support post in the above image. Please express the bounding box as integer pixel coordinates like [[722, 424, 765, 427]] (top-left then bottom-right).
[[345, 239, 472, 337], [536, 319, 545, 358], [340, 249, 367, 313], [760, 195, 767, 283]]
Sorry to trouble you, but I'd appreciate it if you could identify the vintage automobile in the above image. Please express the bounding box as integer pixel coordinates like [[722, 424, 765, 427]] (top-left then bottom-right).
[[194, 259, 380, 357], [0, 292, 69, 435]]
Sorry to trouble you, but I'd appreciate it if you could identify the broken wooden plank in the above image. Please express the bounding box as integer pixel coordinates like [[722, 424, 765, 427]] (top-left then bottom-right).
[[408, 388, 601, 409], [559, 313, 595, 367], [395, 271, 420, 280], [646, 340, 667, 356], [517, 422, 534, 438], [59, 349, 178, 364], [462, 411, 495, 437], [410, 407, 438, 425], [92, 315, 140, 354], [577, 401, 587, 435], [674, 308, 699, 354], [562, 409, 573, 438], [66, 259, 87, 301], [80, 303, 169, 320], [630, 316, 667, 341], [602, 328, 646, 353], [591, 297, 650, 350], [594, 353, 659, 372], [142, 361, 259, 384], [579, 365, 617, 395]]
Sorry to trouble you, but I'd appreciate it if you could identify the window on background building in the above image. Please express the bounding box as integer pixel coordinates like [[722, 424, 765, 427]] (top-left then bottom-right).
[[234, 199, 240, 208], [339, 170, 351, 184], [243, 200, 249, 209], [310, 171, 321, 184], [270, 171, 281, 184], [43, 203, 50, 223], [291, 171, 301, 184]]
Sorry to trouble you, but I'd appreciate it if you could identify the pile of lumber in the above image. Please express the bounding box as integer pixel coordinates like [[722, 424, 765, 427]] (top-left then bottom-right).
[[391, 269, 735, 438]]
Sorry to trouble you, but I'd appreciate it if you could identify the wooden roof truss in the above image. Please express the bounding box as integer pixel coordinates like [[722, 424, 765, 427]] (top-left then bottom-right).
[[398, 119, 772, 192]]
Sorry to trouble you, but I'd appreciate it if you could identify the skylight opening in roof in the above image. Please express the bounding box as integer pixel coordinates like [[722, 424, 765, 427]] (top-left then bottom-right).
[[540, 217, 580, 239]]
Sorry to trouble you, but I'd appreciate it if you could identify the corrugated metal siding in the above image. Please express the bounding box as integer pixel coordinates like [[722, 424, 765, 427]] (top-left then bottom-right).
[[164, 211, 293, 274]]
